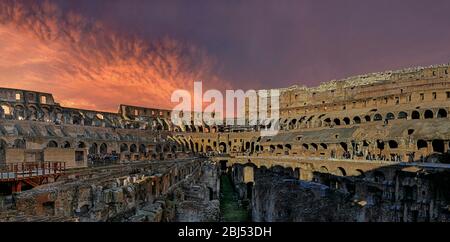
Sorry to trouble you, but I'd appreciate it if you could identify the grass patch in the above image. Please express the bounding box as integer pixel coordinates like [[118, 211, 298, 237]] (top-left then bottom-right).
[[220, 175, 250, 222]]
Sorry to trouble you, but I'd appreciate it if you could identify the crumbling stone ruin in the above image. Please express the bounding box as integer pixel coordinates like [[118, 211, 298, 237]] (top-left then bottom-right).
[[1, 64, 450, 222]]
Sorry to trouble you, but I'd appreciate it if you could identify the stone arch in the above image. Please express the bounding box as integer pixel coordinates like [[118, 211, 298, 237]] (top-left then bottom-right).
[[432, 139, 445, 153], [373, 113, 383, 121], [343, 117, 350, 125], [14, 104, 26, 120], [398, 111, 408, 119], [437, 109, 447, 118], [319, 166, 328, 173], [62, 141, 71, 148], [411, 111, 420, 119], [78, 141, 86, 149], [120, 143, 129, 152], [130, 144, 138, 153], [72, 114, 82, 125], [340, 142, 348, 152], [333, 118, 341, 126], [353, 116, 361, 124], [218, 142, 227, 153], [424, 110, 434, 119], [139, 144, 147, 153], [100, 143, 108, 154], [336, 167, 347, 176], [27, 105, 38, 120], [364, 115, 371, 122], [386, 112, 395, 120], [89, 143, 98, 154], [0, 104, 11, 117], [388, 140, 398, 149], [302, 144, 309, 151], [320, 143, 328, 149], [355, 169, 365, 178], [417, 140, 428, 150], [47, 140, 58, 148]]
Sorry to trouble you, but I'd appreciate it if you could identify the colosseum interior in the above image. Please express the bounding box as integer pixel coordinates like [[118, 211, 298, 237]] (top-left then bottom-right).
[[1, 64, 450, 222]]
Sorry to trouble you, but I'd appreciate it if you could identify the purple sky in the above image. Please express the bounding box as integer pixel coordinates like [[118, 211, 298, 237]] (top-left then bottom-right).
[[53, 0, 450, 90]]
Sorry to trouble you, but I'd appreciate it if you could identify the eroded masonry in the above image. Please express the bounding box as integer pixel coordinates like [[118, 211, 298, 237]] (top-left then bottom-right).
[[1, 64, 450, 222]]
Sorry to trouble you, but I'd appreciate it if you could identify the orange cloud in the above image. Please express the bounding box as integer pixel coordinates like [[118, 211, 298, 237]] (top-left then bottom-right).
[[0, 0, 231, 112]]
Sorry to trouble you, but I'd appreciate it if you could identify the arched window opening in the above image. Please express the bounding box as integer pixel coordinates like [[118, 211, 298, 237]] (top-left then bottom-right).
[[432, 140, 445, 153], [424, 110, 434, 119], [333, 118, 341, 126], [100, 143, 107, 154], [47, 140, 58, 148], [412, 111, 420, 120], [386, 113, 395, 120], [343, 117, 350, 125], [388, 140, 398, 149], [437, 109, 447, 118], [417, 140, 427, 150], [373, 114, 383, 121], [398, 112, 408, 119]]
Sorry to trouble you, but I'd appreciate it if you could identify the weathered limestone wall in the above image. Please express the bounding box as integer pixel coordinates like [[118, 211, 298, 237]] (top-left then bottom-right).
[[248, 167, 450, 222], [0, 159, 203, 222], [171, 162, 221, 222]]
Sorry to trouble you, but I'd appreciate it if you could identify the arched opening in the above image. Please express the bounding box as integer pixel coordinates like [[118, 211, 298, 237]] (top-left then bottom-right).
[[340, 142, 348, 152], [398, 111, 408, 119], [386, 113, 395, 120], [377, 140, 385, 150], [311, 143, 318, 151], [412, 111, 420, 119], [417, 140, 428, 150], [73, 115, 82, 125], [356, 169, 365, 178], [130, 144, 137, 153], [218, 142, 227, 153], [424, 110, 434, 119], [100, 143, 108, 154], [302, 144, 309, 151], [437, 109, 447, 118], [89, 143, 98, 154], [353, 116, 361, 124], [63, 141, 71, 148], [320, 166, 328, 173], [333, 118, 341, 126], [336, 167, 347, 176], [320, 143, 328, 149], [270, 145, 276, 153], [139, 144, 146, 153], [373, 114, 383, 121], [432, 140, 445, 153], [47, 140, 58, 148], [343, 117, 350, 125], [78, 142, 86, 149], [120, 143, 128, 152], [364, 115, 371, 122], [388, 140, 398, 149]]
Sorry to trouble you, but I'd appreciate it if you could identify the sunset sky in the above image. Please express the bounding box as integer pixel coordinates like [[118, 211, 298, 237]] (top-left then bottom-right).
[[1, 0, 450, 112]]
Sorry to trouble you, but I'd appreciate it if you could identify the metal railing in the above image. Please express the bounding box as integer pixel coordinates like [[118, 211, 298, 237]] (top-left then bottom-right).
[[0, 162, 66, 180]]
